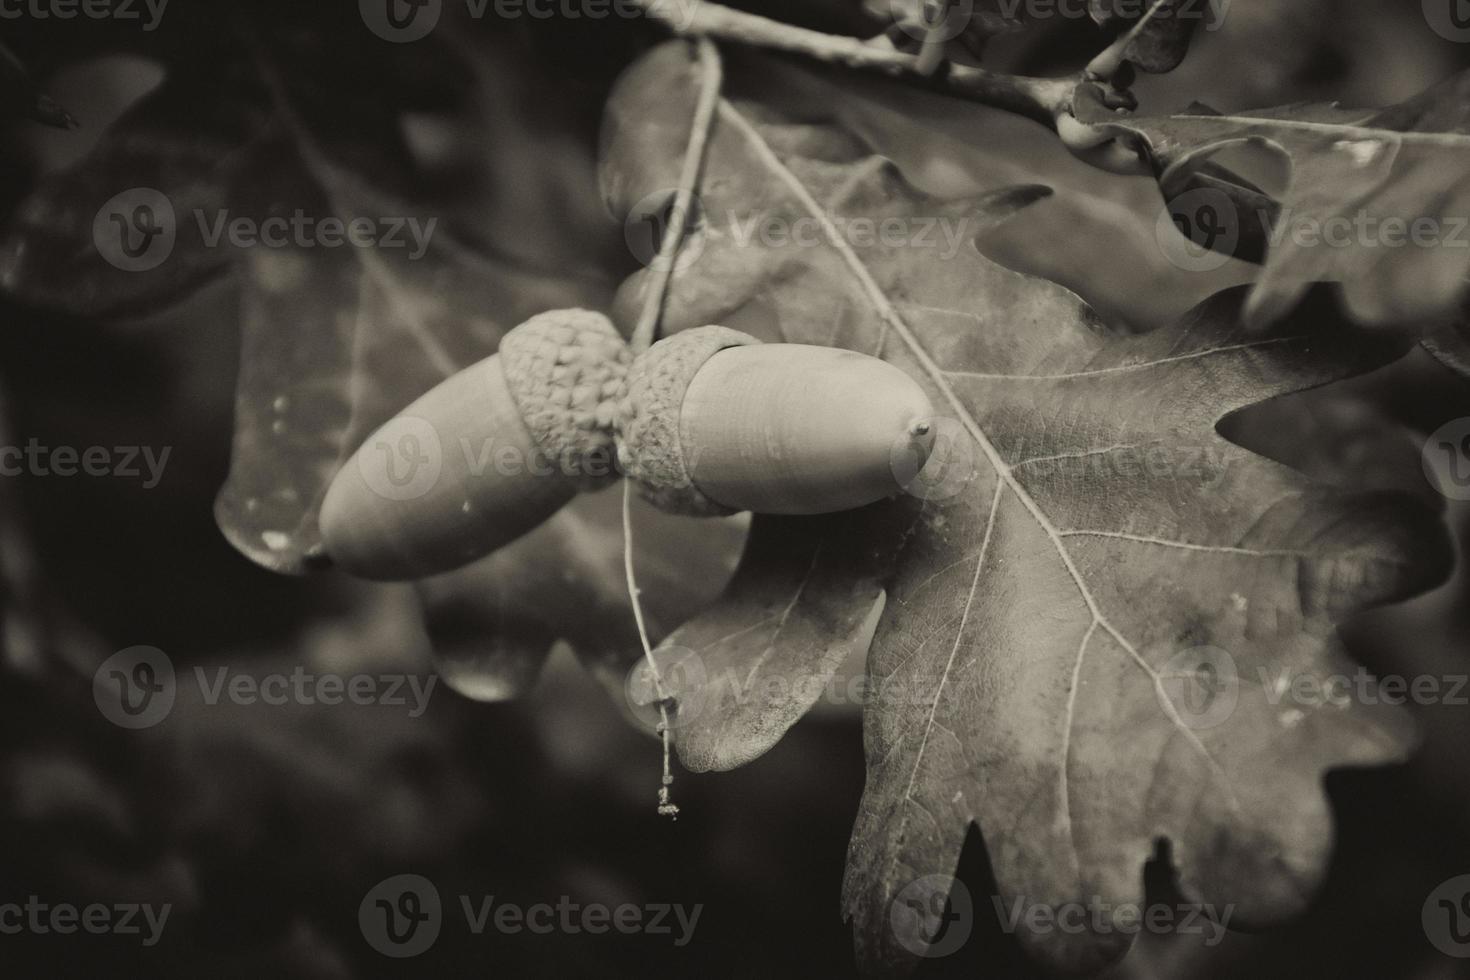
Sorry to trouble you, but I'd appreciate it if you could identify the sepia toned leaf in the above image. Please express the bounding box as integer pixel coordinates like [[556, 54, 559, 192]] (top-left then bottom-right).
[[602, 43, 1452, 974], [1076, 69, 1470, 331]]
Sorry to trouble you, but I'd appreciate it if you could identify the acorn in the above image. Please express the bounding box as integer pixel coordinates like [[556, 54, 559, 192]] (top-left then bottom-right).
[[617, 326, 937, 516], [320, 309, 630, 581]]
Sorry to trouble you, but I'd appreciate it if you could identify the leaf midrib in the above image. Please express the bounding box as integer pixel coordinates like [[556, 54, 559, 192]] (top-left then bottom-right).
[[714, 99, 1247, 886]]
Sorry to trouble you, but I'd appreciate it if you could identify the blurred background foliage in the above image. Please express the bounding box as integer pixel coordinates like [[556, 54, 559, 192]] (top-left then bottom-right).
[[1, 1, 1469, 977]]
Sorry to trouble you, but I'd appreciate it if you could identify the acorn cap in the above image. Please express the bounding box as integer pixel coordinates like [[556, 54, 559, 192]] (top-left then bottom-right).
[[617, 325, 761, 516], [499, 309, 631, 490]]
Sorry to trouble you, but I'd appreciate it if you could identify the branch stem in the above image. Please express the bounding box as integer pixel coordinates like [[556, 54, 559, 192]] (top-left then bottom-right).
[[634, 0, 1076, 126], [631, 36, 723, 354]]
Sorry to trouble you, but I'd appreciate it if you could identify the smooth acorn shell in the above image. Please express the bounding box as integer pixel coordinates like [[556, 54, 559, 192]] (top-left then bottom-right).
[[319, 353, 579, 581], [680, 344, 935, 514]]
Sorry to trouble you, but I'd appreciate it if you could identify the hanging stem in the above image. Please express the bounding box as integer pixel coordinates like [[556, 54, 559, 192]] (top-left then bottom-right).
[[631, 0, 1076, 128], [623, 37, 724, 821], [622, 482, 680, 819], [631, 36, 724, 354]]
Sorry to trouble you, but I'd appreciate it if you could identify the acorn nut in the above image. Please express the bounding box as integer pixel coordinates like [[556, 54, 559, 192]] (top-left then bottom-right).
[[320, 309, 630, 580], [617, 326, 937, 517]]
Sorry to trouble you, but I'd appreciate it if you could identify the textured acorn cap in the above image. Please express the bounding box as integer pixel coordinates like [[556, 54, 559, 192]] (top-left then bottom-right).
[[499, 309, 631, 490], [617, 325, 761, 516]]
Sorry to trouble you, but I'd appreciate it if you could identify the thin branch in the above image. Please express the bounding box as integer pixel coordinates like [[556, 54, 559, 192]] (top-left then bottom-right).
[[631, 36, 723, 355], [633, 0, 1076, 127], [623, 481, 680, 820]]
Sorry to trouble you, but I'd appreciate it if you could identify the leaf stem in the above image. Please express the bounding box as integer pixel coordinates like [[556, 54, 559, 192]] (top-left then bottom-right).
[[632, 0, 1076, 127], [622, 481, 680, 820], [631, 36, 723, 354]]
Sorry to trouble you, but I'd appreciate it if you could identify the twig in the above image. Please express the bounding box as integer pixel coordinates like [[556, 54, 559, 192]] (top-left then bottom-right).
[[622, 37, 724, 821], [633, 0, 1076, 127], [631, 36, 723, 355], [623, 482, 680, 820]]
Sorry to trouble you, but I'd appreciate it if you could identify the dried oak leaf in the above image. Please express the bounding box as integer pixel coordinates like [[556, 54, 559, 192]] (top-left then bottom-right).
[[1077, 68, 1470, 331], [602, 43, 1451, 974]]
